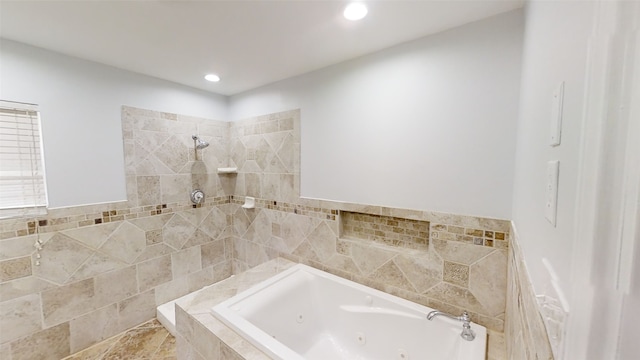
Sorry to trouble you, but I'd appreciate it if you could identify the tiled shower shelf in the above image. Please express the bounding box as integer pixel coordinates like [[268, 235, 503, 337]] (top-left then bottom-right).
[[217, 167, 238, 174]]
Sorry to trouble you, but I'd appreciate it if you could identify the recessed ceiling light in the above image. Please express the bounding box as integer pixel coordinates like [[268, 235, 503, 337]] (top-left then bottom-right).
[[343, 2, 368, 21], [204, 74, 220, 82]]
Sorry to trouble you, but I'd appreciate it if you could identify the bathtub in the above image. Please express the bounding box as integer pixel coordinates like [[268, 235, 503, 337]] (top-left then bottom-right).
[[211, 263, 487, 360]]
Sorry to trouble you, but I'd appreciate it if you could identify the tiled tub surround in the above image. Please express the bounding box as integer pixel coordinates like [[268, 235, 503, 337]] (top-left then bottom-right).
[[175, 258, 505, 360], [505, 228, 553, 359], [230, 196, 510, 333], [0, 106, 510, 359]]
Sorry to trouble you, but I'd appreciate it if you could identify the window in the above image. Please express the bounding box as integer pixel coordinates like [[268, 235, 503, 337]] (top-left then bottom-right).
[[0, 100, 47, 218]]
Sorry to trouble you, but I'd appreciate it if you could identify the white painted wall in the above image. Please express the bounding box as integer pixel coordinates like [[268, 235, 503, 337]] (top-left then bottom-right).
[[0, 39, 228, 208], [229, 10, 524, 220], [511, 0, 594, 310]]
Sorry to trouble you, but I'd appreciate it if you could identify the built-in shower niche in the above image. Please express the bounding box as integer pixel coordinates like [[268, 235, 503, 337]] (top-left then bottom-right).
[[339, 211, 430, 250]]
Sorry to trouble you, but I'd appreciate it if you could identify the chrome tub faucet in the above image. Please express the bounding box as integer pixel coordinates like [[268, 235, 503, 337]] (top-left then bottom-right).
[[427, 310, 476, 341]]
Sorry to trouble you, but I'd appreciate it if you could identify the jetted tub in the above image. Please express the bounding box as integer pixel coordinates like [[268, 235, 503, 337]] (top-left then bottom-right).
[[211, 264, 487, 360]]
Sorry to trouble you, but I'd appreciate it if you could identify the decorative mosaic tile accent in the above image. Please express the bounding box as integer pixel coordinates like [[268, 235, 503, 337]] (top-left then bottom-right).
[[341, 211, 429, 249], [230, 196, 337, 220], [431, 223, 509, 249], [443, 261, 469, 287]]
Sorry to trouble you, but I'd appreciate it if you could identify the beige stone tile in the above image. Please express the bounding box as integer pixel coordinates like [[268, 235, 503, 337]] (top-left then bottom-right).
[[67, 252, 127, 282], [117, 289, 156, 330], [172, 246, 202, 278], [137, 254, 172, 292], [233, 238, 272, 268], [369, 259, 416, 292], [220, 342, 244, 360], [153, 135, 190, 173], [306, 221, 337, 261], [95, 266, 138, 307], [0, 342, 11, 360], [443, 261, 470, 287], [128, 213, 173, 231], [0, 293, 42, 343], [176, 312, 220, 359], [276, 133, 297, 173], [469, 310, 505, 333], [291, 240, 320, 261], [432, 238, 495, 265], [349, 240, 396, 275], [322, 254, 361, 275], [244, 172, 262, 197], [469, 250, 507, 317], [487, 329, 507, 360], [0, 235, 38, 260], [278, 213, 306, 252], [0, 275, 56, 302], [134, 243, 175, 263], [185, 266, 215, 293], [10, 322, 70, 360], [136, 176, 161, 206], [0, 256, 32, 281], [201, 239, 226, 268], [176, 333, 206, 360], [62, 222, 121, 249], [393, 252, 442, 293], [243, 210, 272, 244], [163, 213, 197, 250], [125, 174, 138, 205], [155, 277, 191, 305], [99, 221, 147, 264], [33, 233, 94, 284], [69, 304, 120, 353], [160, 174, 191, 204], [145, 229, 163, 245], [424, 282, 486, 317], [209, 261, 233, 287], [198, 207, 229, 240], [41, 278, 96, 327]]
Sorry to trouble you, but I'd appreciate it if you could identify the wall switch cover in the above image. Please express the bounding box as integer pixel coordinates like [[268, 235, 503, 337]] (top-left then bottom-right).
[[550, 82, 564, 146], [545, 160, 560, 226]]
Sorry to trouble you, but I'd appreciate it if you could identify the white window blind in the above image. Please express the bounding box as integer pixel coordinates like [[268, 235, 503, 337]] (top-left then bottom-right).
[[0, 100, 48, 218]]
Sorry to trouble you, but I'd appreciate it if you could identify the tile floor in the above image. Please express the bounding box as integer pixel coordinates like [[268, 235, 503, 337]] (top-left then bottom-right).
[[62, 319, 176, 360]]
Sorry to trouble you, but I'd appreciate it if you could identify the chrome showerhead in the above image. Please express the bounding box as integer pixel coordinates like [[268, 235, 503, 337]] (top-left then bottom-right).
[[192, 135, 209, 150]]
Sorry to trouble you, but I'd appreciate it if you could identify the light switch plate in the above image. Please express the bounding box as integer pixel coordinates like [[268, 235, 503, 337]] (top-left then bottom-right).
[[545, 160, 559, 226], [550, 82, 564, 146]]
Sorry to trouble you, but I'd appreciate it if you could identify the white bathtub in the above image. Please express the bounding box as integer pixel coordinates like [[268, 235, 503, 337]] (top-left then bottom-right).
[[211, 264, 487, 360]]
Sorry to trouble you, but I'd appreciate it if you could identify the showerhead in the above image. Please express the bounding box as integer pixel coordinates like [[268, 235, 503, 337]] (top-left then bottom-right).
[[192, 135, 209, 150]]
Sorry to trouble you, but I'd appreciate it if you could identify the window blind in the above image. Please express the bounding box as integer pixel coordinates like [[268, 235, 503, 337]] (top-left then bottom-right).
[[0, 100, 47, 218]]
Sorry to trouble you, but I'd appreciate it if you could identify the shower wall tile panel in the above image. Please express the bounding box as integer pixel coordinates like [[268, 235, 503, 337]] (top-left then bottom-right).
[[0, 107, 233, 359]]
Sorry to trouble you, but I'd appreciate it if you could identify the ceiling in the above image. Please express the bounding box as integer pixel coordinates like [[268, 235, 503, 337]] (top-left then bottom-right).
[[0, 0, 524, 96]]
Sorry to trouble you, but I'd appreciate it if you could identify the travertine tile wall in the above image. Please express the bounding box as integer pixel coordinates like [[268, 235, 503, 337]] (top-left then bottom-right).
[[505, 227, 553, 359], [228, 111, 510, 332], [1, 106, 513, 360], [0, 107, 234, 360], [229, 110, 301, 205]]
